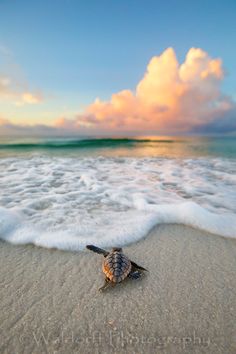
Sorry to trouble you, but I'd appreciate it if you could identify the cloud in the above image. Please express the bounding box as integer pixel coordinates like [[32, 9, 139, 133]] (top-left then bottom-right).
[[0, 117, 60, 136], [21, 92, 42, 104], [0, 74, 43, 105], [192, 108, 236, 134], [56, 47, 235, 134], [0, 46, 43, 106]]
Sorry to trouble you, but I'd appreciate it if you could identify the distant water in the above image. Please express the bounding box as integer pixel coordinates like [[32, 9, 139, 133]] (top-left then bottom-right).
[[0, 136, 235, 250], [0, 136, 236, 158]]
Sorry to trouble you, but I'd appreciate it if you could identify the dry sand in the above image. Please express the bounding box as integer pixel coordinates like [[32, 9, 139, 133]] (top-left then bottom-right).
[[0, 224, 236, 354]]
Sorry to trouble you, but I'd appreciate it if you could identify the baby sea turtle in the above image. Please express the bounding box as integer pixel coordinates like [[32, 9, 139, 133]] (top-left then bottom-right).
[[86, 245, 148, 291]]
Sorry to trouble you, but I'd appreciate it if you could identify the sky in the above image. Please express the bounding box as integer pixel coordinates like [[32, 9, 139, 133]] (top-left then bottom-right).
[[0, 0, 236, 136]]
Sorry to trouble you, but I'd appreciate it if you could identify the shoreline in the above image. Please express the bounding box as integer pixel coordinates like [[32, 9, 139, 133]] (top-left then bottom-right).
[[1, 224, 236, 354]]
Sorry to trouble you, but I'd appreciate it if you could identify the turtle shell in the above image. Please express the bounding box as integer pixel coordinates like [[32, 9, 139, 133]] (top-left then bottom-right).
[[102, 251, 131, 283]]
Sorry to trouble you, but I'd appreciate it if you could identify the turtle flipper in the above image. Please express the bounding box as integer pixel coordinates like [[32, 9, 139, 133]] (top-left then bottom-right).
[[86, 245, 109, 257], [131, 260, 148, 272], [128, 270, 142, 280], [99, 277, 112, 292]]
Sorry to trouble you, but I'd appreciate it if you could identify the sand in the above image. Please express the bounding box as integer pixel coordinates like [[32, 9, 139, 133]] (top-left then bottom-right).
[[0, 224, 236, 354]]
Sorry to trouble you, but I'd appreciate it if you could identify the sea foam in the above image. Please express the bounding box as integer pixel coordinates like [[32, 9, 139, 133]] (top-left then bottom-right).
[[0, 156, 235, 250]]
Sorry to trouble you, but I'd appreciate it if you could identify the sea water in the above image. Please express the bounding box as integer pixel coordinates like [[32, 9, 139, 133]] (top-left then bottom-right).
[[0, 136, 235, 250]]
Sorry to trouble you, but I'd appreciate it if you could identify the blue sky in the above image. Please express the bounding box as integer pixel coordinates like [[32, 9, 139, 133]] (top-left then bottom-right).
[[0, 0, 236, 133]]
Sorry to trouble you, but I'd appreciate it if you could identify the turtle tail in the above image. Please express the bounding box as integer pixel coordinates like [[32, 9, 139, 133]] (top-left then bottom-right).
[[86, 245, 109, 257]]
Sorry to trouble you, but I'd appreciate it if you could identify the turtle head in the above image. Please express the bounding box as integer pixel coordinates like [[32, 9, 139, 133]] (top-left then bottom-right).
[[112, 247, 122, 253]]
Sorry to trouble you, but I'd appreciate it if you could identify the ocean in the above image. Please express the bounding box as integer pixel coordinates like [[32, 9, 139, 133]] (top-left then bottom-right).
[[0, 136, 235, 250]]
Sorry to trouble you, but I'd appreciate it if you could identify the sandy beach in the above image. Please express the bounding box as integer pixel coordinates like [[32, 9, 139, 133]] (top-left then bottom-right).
[[0, 224, 236, 354]]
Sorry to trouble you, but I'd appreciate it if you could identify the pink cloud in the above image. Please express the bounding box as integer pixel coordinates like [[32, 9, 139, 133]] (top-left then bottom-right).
[[56, 47, 235, 134]]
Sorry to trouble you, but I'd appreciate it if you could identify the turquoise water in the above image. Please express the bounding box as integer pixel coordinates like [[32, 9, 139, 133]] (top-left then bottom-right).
[[0, 136, 235, 158]]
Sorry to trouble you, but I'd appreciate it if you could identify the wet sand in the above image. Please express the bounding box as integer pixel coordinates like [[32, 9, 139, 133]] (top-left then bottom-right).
[[0, 224, 236, 354]]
